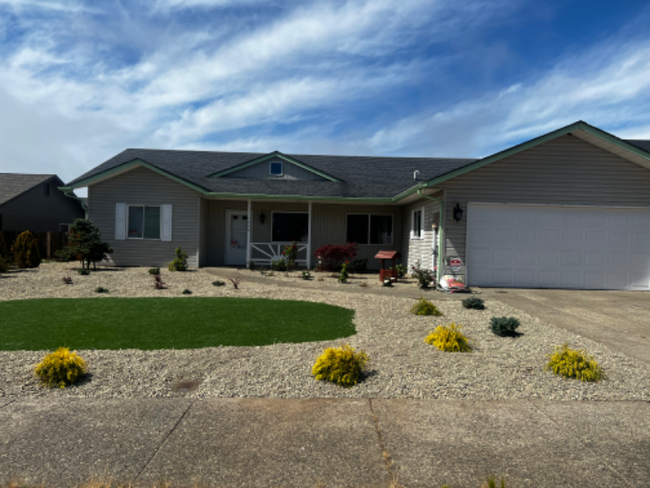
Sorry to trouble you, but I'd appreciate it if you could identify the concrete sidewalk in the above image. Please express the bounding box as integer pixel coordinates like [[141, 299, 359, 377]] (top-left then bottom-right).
[[1, 398, 648, 487]]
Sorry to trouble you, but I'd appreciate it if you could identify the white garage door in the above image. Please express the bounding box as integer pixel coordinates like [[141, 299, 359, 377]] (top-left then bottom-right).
[[466, 203, 650, 290]]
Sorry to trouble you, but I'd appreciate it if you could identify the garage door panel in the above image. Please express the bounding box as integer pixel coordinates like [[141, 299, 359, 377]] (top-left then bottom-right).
[[561, 271, 582, 288], [515, 269, 536, 286], [584, 271, 606, 289], [467, 204, 650, 290], [538, 270, 558, 288], [516, 249, 536, 265]]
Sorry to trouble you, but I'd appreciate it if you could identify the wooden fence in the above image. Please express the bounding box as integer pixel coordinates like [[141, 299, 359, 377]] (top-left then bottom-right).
[[0, 231, 69, 259]]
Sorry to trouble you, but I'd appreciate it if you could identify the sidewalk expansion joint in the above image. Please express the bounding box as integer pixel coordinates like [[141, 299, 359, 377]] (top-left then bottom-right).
[[134, 399, 195, 482], [529, 400, 637, 488], [368, 398, 400, 488]]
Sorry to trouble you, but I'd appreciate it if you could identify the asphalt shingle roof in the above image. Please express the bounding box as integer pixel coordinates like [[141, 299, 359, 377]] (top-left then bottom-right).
[[67, 150, 477, 199], [0, 173, 56, 207], [624, 139, 650, 154]]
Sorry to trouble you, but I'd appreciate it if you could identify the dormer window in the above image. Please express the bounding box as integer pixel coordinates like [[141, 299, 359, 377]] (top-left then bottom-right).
[[270, 160, 283, 176]]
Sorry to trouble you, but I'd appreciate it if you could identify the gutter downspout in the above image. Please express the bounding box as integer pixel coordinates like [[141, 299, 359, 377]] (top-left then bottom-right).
[[60, 187, 88, 220], [417, 189, 445, 285]]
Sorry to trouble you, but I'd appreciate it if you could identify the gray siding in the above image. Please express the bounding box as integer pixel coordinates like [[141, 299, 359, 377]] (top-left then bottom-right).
[[0, 180, 84, 232], [89, 166, 201, 267], [400, 197, 440, 271], [201, 200, 402, 269], [224, 158, 326, 181], [438, 135, 650, 281]]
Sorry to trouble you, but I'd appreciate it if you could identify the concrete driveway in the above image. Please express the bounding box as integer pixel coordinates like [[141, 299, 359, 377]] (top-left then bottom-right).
[[478, 288, 650, 364]]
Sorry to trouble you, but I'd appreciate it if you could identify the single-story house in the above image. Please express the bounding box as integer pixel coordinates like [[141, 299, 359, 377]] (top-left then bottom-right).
[[0, 173, 85, 233], [62, 121, 650, 291]]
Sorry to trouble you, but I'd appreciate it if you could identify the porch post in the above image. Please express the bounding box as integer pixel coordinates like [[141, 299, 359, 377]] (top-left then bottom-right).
[[307, 201, 312, 269], [246, 199, 252, 268]]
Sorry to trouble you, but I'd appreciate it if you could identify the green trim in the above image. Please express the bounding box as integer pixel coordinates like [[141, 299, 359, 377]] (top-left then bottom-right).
[[422, 120, 650, 189], [417, 189, 445, 280], [209, 151, 341, 182], [59, 187, 88, 219]]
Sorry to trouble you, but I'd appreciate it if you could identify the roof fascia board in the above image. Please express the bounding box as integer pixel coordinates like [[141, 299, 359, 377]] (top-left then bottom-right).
[[577, 123, 650, 161], [209, 151, 341, 182], [66, 159, 210, 194], [421, 121, 650, 190], [421, 122, 585, 189]]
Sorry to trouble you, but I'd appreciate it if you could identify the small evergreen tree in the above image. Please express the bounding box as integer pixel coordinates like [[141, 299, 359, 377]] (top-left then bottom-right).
[[57, 219, 113, 270], [168, 246, 188, 271], [12, 230, 41, 268]]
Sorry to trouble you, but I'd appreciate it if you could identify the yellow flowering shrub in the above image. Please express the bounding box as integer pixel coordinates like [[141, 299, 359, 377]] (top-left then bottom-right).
[[411, 297, 443, 316], [312, 344, 369, 387], [424, 323, 472, 352], [34, 347, 87, 388], [546, 343, 605, 382]]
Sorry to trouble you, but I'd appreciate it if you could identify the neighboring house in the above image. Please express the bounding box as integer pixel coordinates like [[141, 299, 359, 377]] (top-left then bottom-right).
[[0, 174, 85, 233], [63, 121, 650, 291]]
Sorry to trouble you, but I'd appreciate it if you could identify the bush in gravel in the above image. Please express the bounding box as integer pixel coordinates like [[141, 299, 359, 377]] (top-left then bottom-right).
[[312, 344, 369, 387], [410, 259, 434, 289], [152, 274, 166, 290], [182, 289, 192, 295], [168, 246, 188, 272], [62, 276, 73, 285], [78, 268, 90, 276], [462, 296, 485, 310], [148, 267, 160, 275], [424, 323, 472, 352], [34, 347, 87, 388], [57, 218, 112, 270], [271, 258, 287, 271], [393, 263, 408, 279], [301, 270, 312, 280], [95, 286, 108, 293], [212, 280, 226, 287], [338, 261, 350, 283], [411, 297, 443, 316], [12, 230, 41, 268], [546, 343, 605, 382], [490, 317, 520, 337]]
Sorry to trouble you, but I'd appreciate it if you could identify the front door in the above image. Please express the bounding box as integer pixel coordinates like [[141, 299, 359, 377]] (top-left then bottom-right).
[[225, 211, 248, 265]]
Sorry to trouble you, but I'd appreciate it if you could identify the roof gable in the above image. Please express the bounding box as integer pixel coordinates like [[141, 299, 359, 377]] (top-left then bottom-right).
[[0, 174, 59, 207], [421, 121, 650, 189], [209, 152, 340, 182]]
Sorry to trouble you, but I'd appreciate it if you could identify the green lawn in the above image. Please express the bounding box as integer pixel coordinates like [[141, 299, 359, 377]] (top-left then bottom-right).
[[0, 297, 356, 350]]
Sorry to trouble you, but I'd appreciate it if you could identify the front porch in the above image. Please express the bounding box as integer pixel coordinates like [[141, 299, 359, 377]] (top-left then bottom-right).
[[198, 198, 402, 269]]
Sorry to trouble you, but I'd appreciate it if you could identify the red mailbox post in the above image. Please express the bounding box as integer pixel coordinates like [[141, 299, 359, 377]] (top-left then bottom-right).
[[375, 250, 401, 282]]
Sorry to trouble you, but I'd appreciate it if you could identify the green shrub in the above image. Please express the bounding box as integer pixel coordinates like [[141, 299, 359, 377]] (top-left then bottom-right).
[[95, 286, 108, 293], [212, 280, 226, 287], [424, 323, 472, 352], [483, 475, 507, 488], [56, 218, 112, 270], [394, 263, 407, 279], [34, 347, 87, 388], [312, 344, 369, 387], [546, 343, 605, 382], [271, 258, 287, 271], [338, 261, 349, 283], [148, 267, 160, 275], [78, 268, 90, 276], [490, 317, 520, 337], [411, 297, 443, 316], [167, 246, 188, 272], [410, 259, 434, 289], [462, 296, 485, 310], [301, 270, 312, 280], [182, 289, 192, 295], [12, 230, 41, 268]]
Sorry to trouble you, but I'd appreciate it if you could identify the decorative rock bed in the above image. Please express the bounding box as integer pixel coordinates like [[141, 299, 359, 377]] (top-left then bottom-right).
[[0, 263, 648, 401]]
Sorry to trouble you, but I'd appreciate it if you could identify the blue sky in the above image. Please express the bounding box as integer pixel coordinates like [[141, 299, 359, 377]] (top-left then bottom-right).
[[1, 0, 650, 195]]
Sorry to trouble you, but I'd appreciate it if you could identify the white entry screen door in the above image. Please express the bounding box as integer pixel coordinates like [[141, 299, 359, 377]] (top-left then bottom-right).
[[226, 211, 248, 265]]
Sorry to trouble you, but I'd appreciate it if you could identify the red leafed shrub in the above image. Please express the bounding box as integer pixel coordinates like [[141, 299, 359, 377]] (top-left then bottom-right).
[[314, 242, 358, 271]]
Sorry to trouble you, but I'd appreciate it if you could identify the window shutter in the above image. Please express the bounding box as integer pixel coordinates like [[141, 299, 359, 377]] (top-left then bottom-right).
[[161, 204, 173, 242], [115, 203, 126, 240]]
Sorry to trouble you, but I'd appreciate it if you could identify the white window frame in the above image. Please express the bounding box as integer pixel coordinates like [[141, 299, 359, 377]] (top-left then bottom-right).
[[269, 160, 283, 176], [345, 213, 394, 246], [411, 207, 424, 240], [271, 211, 308, 242], [127, 204, 162, 240]]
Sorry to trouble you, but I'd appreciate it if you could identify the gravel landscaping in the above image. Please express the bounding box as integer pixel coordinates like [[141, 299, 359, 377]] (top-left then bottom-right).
[[1, 262, 648, 401]]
